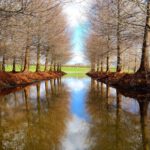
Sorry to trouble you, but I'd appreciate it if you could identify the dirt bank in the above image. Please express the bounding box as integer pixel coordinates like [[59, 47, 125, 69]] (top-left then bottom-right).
[[0, 71, 65, 90], [87, 72, 150, 91]]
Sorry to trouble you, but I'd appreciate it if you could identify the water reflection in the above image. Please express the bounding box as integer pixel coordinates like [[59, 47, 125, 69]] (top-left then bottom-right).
[[87, 79, 150, 150], [0, 79, 70, 150], [62, 77, 92, 150], [0, 76, 149, 150]]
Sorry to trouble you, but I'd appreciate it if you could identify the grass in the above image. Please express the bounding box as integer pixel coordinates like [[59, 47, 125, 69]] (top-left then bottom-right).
[[5, 65, 47, 72], [62, 66, 90, 74], [4, 65, 91, 73], [4, 64, 134, 74]]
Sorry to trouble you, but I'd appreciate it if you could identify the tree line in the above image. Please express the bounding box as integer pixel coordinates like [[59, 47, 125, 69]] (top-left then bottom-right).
[[0, 0, 71, 72], [86, 0, 150, 74]]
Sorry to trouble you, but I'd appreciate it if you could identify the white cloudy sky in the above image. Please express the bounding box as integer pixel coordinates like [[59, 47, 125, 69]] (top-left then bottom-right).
[[63, 0, 92, 65], [63, 0, 91, 27]]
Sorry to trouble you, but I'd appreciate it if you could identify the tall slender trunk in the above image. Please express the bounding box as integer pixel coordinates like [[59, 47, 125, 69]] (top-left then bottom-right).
[[101, 60, 103, 72], [106, 53, 110, 72], [49, 61, 53, 71], [2, 55, 5, 72], [137, 1, 150, 73], [91, 62, 95, 72], [128, 63, 130, 73], [0, 62, 2, 71], [21, 55, 24, 72], [57, 64, 61, 72], [116, 0, 122, 72], [97, 60, 100, 72], [60, 64, 62, 71], [106, 35, 110, 73], [54, 63, 56, 71], [45, 48, 49, 72], [23, 47, 30, 72], [57, 64, 59, 72], [134, 56, 137, 73], [36, 44, 41, 72], [12, 56, 16, 72]]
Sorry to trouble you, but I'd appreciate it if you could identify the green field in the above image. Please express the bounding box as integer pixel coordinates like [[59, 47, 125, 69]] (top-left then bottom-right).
[[4, 65, 91, 73], [62, 66, 90, 74], [5, 65, 46, 72], [4, 65, 134, 74]]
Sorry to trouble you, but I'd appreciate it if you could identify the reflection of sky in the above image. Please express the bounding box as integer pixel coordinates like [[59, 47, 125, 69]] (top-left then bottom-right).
[[63, 78, 90, 121], [62, 77, 92, 150], [71, 86, 89, 121], [121, 97, 139, 114], [62, 115, 92, 150]]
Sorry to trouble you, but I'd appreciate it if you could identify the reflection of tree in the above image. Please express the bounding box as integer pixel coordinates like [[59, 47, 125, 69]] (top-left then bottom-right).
[[45, 81, 50, 106], [139, 100, 150, 150], [0, 78, 70, 150], [36, 83, 41, 115], [0, 97, 4, 150], [86, 79, 144, 150], [117, 88, 150, 150], [24, 79, 69, 150], [116, 90, 122, 150]]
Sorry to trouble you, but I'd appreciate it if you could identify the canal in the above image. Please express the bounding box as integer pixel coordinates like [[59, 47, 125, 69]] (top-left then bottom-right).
[[0, 75, 149, 150]]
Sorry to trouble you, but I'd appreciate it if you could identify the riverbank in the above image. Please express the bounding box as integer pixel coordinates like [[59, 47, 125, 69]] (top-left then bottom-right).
[[0, 71, 65, 90], [87, 72, 150, 91]]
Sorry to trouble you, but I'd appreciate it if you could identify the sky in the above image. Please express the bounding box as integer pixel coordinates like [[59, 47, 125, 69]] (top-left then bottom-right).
[[63, 0, 92, 65]]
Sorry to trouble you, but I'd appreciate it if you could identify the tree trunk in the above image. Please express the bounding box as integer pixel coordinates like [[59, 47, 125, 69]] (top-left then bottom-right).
[[134, 56, 137, 73], [106, 53, 110, 73], [137, 2, 150, 73], [36, 45, 41, 72], [57, 64, 59, 72], [12, 56, 16, 72], [2, 55, 5, 72], [97, 61, 100, 72], [101, 60, 103, 72], [91, 62, 95, 72], [116, 0, 122, 72], [45, 48, 49, 72], [60, 64, 62, 72], [54, 63, 56, 72], [57, 64, 61, 72], [23, 47, 30, 72], [49, 61, 53, 71], [0, 63, 2, 71]]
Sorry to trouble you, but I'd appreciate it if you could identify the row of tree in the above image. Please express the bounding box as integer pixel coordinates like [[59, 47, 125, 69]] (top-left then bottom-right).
[[86, 0, 150, 73], [0, 0, 71, 72]]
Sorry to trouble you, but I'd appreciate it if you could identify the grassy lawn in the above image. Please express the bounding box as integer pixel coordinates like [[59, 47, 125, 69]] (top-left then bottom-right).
[[5, 65, 46, 72], [5, 65, 90, 73], [4, 65, 134, 74], [62, 66, 90, 74]]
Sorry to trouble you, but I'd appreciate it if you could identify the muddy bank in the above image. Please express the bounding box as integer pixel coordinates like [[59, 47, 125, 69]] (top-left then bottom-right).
[[0, 71, 65, 90], [87, 72, 150, 91]]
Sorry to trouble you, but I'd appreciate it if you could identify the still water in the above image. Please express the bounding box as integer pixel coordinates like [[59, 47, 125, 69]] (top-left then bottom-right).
[[0, 75, 149, 150]]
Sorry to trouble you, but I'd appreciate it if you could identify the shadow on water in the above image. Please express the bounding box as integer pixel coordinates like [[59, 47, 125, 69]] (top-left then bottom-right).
[[0, 75, 149, 150]]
